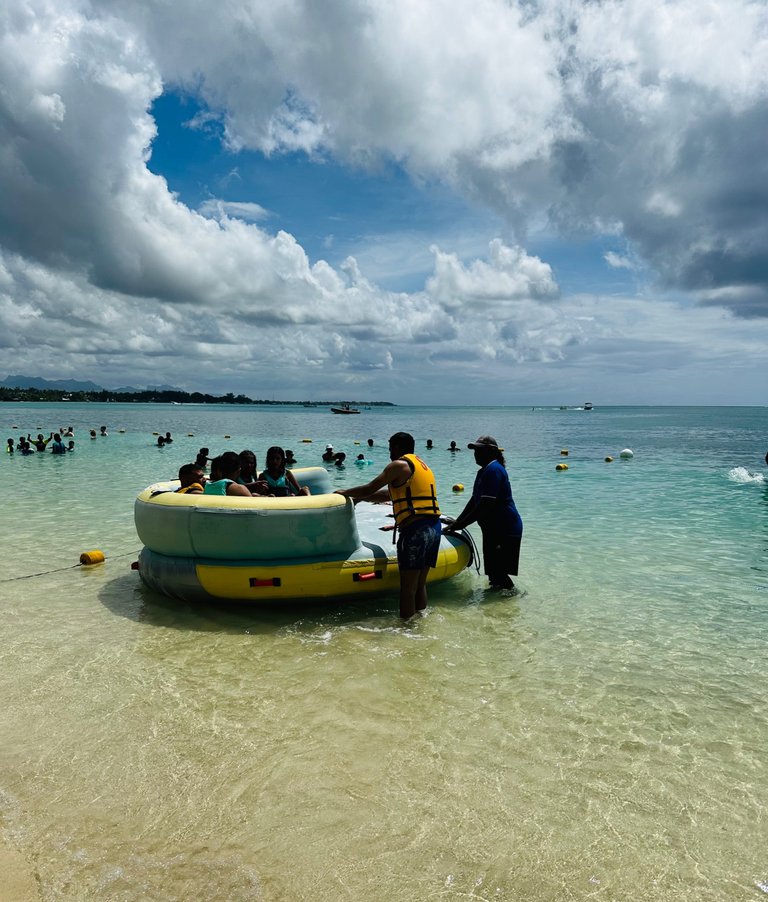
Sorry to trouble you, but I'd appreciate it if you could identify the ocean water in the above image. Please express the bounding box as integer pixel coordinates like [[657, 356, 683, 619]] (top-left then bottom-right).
[[1, 403, 767, 901]]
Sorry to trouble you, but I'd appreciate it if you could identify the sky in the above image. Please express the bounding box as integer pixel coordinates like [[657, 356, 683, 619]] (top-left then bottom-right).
[[1, 0, 768, 405]]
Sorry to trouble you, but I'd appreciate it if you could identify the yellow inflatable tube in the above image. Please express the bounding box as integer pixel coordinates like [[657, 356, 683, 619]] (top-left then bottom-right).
[[134, 467, 473, 604]]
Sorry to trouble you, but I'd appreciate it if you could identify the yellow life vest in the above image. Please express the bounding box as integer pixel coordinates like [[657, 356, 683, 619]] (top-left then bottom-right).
[[390, 454, 441, 527], [176, 483, 204, 494]]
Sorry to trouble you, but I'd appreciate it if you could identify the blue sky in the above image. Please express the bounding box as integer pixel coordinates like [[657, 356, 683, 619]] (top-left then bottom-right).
[[148, 91, 639, 298], [1, 0, 767, 404]]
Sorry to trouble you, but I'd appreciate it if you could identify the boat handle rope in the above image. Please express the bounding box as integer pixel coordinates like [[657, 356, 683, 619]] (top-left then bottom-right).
[[446, 526, 480, 573]]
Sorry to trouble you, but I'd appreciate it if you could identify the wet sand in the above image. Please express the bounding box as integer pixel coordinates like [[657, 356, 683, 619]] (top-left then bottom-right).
[[0, 841, 40, 901]]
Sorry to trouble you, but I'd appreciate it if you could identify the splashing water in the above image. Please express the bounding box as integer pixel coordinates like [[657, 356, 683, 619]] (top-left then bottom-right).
[[728, 466, 765, 484]]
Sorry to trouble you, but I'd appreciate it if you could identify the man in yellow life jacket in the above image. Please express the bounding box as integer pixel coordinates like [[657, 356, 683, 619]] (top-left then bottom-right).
[[335, 432, 441, 619]]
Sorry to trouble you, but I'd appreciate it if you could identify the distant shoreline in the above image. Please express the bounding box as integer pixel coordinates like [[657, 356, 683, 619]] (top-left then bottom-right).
[[0, 388, 394, 407]]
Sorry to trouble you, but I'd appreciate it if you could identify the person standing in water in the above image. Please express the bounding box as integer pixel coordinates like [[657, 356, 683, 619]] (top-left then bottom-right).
[[444, 435, 522, 591], [335, 432, 442, 619], [50, 433, 67, 454], [28, 433, 52, 452]]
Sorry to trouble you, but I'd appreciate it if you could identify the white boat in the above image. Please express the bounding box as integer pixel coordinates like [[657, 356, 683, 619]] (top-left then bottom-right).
[[584, 402, 593, 410]]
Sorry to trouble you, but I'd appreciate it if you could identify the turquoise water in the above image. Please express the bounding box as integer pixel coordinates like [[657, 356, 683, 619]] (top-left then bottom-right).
[[1, 403, 767, 900]]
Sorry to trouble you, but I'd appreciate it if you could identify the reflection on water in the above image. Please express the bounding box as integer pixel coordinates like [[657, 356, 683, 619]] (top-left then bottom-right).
[[1, 404, 768, 899]]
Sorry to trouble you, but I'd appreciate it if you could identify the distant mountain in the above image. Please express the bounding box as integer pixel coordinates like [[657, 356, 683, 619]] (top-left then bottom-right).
[[0, 374, 105, 392], [1, 375, 184, 393]]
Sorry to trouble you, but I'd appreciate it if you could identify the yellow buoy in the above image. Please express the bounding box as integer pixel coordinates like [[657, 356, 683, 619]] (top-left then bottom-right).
[[80, 549, 105, 565], [604, 456, 614, 463], [452, 483, 464, 492], [302, 439, 313, 443], [555, 463, 569, 471], [560, 449, 569, 456], [354, 441, 360, 445], [152, 431, 159, 435]]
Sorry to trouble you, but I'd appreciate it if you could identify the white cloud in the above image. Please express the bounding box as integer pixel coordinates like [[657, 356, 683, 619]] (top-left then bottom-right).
[[1, 0, 768, 400], [427, 239, 559, 310], [199, 200, 270, 222], [604, 252, 636, 271]]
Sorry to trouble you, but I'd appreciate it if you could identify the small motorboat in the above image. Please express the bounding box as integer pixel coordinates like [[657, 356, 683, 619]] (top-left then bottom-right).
[[584, 402, 593, 410], [331, 404, 360, 414]]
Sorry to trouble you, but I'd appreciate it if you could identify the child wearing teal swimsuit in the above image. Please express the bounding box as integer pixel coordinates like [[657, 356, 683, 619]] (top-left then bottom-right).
[[260, 446, 310, 496]]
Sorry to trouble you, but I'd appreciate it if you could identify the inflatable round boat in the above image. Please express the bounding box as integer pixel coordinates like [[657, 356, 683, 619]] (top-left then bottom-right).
[[134, 467, 472, 603]]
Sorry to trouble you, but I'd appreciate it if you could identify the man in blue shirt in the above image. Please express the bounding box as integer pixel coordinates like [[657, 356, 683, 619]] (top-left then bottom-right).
[[445, 435, 523, 590]]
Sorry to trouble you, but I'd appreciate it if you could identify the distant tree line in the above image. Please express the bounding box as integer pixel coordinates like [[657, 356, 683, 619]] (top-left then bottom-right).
[[0, 386, 394, 406]]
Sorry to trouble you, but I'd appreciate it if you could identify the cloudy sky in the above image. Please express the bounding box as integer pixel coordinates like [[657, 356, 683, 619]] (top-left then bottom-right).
[[2, 0, 767, 404]]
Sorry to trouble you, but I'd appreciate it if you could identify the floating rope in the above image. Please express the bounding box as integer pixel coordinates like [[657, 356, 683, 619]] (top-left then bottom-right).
[[0, 549, 140, 583]]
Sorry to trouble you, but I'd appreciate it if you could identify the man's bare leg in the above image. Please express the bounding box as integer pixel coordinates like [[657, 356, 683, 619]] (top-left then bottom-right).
[[415, 567, 430, 612], [399, 569, 419, 618], [400, 568, 430, 618]]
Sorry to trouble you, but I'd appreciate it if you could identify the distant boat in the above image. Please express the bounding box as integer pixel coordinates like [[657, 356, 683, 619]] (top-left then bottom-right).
[[584, 402, 593, 410], [331, 404, 360, 414]]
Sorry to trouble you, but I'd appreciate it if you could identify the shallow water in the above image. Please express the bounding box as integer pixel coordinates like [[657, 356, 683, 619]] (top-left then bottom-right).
[[1, 403, 767, 899]]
